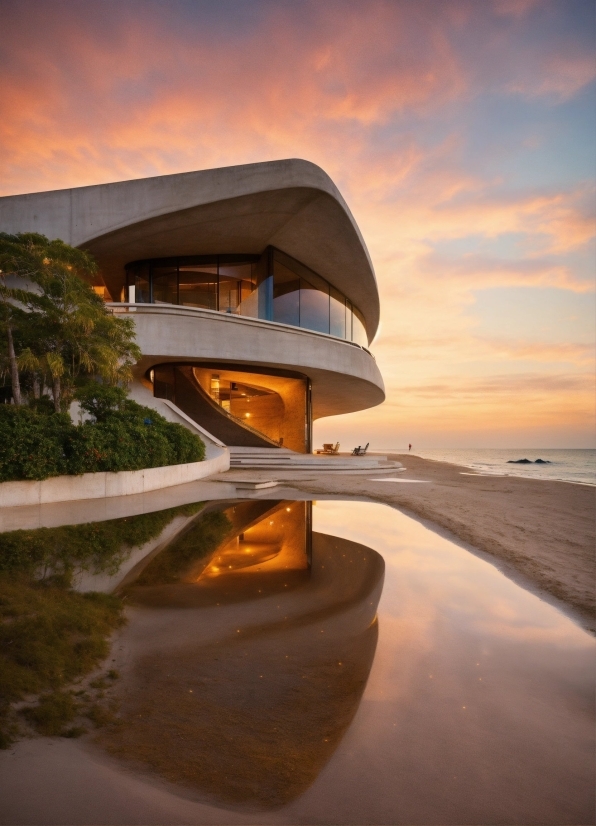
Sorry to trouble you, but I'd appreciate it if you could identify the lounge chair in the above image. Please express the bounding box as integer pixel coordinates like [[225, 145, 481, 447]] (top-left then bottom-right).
[[315, 443, 333, 454], [315, 442, 340, 455], [352, 442, 369, 456]]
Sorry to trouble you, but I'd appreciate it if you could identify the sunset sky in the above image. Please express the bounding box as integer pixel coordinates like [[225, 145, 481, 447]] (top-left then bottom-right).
[[1, 0, 594, 448]]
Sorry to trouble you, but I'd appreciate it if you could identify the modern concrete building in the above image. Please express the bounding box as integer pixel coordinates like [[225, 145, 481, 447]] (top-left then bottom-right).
[[0, 159, 385, 463]]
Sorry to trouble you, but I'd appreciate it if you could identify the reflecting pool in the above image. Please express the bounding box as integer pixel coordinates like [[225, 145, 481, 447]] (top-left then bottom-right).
[[0, 498, 593, 826], [89, 499, 383, 809]]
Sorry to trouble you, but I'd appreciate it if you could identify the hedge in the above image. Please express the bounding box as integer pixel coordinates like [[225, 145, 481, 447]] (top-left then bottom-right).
[[0, 402, 205, 482]]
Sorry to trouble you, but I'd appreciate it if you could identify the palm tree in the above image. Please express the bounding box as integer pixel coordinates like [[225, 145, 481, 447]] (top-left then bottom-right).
[[0, 233, 141, 411]]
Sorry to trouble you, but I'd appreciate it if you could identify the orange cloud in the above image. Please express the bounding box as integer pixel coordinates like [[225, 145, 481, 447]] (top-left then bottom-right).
[[0, 0, 593, 446]]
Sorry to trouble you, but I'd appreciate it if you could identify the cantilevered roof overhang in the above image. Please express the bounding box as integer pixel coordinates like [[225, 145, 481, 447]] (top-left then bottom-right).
[[0, 159, 380, 342]]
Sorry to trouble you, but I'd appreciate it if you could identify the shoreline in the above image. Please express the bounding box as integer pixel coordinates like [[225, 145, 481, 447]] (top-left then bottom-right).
[[367, 449, 595, 487], [288, 453, 595, 635]]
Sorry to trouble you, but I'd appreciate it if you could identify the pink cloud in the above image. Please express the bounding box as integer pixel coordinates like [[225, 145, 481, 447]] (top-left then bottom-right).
[[507, 53, 596, 101], [492, 0, 545, 19], [0, 0, 593, 445], [0, 0, 470, 195]]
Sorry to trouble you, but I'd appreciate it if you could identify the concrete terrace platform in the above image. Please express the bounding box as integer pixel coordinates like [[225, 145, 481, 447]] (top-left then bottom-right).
[[228, 446, 403, 475]]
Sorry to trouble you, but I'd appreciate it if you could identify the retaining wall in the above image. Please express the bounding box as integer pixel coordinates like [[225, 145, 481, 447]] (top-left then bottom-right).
[[0, 449, 229, 509]]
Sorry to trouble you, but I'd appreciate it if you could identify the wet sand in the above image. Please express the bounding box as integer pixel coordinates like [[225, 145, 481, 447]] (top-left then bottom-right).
[[289, 454, 595, 633]]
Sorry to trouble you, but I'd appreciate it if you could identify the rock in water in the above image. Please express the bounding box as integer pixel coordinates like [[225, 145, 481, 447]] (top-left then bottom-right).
[[507, 458, 551, 464]]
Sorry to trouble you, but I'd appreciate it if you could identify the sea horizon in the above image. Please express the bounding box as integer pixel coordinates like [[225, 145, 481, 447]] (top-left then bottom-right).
[[368, 447, 595, 486]]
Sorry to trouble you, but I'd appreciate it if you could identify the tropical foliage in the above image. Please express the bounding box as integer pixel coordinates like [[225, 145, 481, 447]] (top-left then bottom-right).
[[0, 232, 140, 411], [0, 397, 205, 482], [0, 234, 205, 480]]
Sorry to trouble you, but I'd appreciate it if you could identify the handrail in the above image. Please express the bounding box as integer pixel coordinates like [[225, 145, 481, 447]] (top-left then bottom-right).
[[157, 398, 227, 448], [185, 369, 281, 448]]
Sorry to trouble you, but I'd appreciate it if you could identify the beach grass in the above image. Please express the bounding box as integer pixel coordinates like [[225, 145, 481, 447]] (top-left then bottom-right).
[[0, 574, 124, 746]]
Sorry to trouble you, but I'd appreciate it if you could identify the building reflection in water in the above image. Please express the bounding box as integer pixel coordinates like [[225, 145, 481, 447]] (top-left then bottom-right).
[[103, 499, 384, 810], [197, 499, 312, 580]]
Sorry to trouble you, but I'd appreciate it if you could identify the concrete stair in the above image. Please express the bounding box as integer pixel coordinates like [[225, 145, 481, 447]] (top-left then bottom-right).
[[228, 446, 402, 473]]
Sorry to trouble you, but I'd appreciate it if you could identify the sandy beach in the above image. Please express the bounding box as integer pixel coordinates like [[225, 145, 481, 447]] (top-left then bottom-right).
[[284, 453, 595, 634]]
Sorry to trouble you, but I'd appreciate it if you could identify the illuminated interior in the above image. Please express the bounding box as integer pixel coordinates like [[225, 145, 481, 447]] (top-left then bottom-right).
[[112, 498, 383, 808], [193, 366, 307, 450], [153, 363, 310, 451], [198, 501, 310, 581]]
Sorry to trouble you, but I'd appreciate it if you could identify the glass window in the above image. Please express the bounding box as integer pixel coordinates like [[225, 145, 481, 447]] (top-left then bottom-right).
[[178, 263, 217, 310], [219, 260, 256, 315], [123, 249, 368, 347], [329, 286, 346, 338], [300, 276, 329, 334], [345, 299, 353, 342], [152, 265, 178, 305], [127, 263, 150, 303], [273, 257, 300, 327], [153, 364, 175, 402], [250, 250, 272, 320], [352, 305, 368, 347]]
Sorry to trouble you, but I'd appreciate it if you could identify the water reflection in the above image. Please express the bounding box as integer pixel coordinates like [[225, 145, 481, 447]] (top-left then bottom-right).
[[0, 502, 206, 589], [101, 500, 384, 809], [200, 501, 311, 579], [1, 497, 593, 824], [123, 500, 315, 607]]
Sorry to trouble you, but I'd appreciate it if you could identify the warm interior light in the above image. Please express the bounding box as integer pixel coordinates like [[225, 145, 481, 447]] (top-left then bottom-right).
[[195, 502, 309, 582]]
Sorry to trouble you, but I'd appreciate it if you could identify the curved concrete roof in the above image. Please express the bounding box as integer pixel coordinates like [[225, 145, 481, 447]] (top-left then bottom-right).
[[0, 159, 380, 341]]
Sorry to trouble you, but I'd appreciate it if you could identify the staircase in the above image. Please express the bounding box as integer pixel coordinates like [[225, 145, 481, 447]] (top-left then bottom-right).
[[229, 446, 402, 473]]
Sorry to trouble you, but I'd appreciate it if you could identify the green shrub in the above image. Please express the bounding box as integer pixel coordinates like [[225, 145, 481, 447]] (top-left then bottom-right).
[[75, 383, 128, 421], [0, 578, 124, 706], [0, 501, 206, 746], [0, 400, 205, 482], [0, 406, 71, 481], [66, 401, 204, 472]]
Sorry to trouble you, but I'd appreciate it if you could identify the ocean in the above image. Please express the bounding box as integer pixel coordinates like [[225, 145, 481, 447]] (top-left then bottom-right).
[[372, 448, 595, 486]]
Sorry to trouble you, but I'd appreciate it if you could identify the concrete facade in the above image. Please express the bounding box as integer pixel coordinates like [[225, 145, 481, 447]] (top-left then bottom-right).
[[0, 159, 380, 339], [0, 159, 385, 452]]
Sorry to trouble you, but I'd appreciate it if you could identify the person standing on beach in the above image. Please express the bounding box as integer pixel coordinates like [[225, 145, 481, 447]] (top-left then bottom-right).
[[409, 443, 412, 451]]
